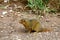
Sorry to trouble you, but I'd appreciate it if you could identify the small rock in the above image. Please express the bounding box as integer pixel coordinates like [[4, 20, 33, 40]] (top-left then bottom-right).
[[4, 0, 9, 2], [9, 10, 13, 12], [0, 15, 4, 18], [51, 24, 55, 27], [1, 31, 3, 33], [2, 11, 7, 15], [46, 19, 50, 22], [18, 39, 21, 40]]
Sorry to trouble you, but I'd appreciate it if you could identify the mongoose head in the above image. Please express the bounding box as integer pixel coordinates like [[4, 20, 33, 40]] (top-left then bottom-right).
[[19, 19, 26, 25]]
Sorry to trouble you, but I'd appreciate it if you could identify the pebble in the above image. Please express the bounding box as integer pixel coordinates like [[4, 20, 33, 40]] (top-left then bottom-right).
[[18, 39, 21, 40], [2, 11, 7, 15], [9, 10, 13, 12], [1, 15, 4, 18], [46, 19, 50, 22], [1, 31, 3, 33], [4, 0, 9, 2]]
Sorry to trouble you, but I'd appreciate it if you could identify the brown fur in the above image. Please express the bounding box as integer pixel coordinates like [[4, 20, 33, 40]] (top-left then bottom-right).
[[19, 19, 52, 33]]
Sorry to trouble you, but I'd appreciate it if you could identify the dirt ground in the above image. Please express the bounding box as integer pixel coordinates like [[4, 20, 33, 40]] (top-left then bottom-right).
[[0, 2, 60, 40]]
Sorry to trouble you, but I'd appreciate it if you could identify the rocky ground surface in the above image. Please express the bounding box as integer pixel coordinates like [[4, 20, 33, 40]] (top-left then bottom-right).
[[0, 2, 60, 40]]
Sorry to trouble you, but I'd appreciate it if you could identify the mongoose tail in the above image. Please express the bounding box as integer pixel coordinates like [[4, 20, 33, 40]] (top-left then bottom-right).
[[39, 28, 52, 32]]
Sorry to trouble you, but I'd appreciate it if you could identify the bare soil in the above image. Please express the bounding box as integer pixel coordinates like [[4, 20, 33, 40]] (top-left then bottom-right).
[[0, 2, 60, 40]]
